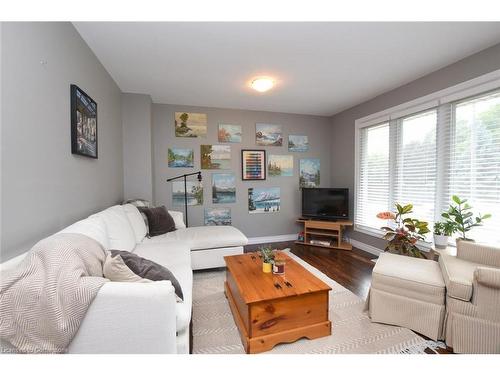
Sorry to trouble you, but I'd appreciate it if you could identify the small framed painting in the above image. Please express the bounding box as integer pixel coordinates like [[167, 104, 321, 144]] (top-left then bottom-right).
[[175, 112, 207, 138], [168, 148, 194, 168], [255, 123, 283, 146], [218, 124, 242, 143], [71, 84, 97, 158], [204, 208, 231, 226], [241, 149, 266, 180], [288, 135, 309, 152]]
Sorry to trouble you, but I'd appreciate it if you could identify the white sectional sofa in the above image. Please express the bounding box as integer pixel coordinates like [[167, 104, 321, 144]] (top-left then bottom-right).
[[0, 204, 248, 354]]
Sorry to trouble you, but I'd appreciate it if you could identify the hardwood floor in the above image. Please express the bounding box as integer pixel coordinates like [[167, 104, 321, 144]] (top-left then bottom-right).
[[244, 241, 453, 354]]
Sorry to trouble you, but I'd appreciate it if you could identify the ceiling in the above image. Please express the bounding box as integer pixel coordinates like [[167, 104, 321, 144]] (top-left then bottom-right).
[[74, 22, 500, 116]]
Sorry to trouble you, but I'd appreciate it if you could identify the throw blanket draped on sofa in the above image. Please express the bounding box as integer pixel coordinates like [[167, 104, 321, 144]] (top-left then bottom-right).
[[0, 233, 107, 353]]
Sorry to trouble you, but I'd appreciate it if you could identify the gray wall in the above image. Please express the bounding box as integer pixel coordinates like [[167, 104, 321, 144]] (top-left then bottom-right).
[[152, 104, 331, 238], [1, 22, 123, 261], [122, 93, 153, 202], [330, 42, 500, 250]]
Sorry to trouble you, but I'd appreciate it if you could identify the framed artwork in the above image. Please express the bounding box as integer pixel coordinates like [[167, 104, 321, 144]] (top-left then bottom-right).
[[172, 181, 203, 206], [204, 208, 231, 226], [268, 155, 293, 177], [175, 112, 207, 137], [248, 187, 281, 214], [212, 173, 236, 203], [299, 158, 320, 188], [288, 135, 309, 152], [218, 124, 242, 143], [71, 84, 97, 158], [200, 145, 231, 169], [241, 149, 266, 180], [255, 123, 283, 146], [168, 148, 194, 168]]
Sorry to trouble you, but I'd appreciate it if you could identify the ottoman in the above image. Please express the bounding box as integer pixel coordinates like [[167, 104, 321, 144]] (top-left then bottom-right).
[[368, 252, 446, 340]]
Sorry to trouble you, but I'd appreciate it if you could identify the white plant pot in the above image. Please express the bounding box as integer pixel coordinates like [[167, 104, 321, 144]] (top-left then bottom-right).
[[434, 234, 449, 249]]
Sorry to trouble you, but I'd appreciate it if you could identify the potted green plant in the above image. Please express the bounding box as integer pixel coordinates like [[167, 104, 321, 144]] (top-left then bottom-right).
[[377, 203, 430, 258], [441, 195, 491, 242], [433, 221, 455, 248], [259, 246, 275, 273]]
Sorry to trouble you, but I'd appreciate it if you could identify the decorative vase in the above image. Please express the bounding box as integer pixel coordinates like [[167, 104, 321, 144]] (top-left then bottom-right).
[[262, 262, 272, 273], [433, 234, 449, 249]]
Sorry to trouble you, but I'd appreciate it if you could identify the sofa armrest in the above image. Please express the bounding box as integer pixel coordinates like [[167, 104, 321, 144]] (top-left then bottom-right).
[[68, 280, 178, 354], [457, 241, 500, 268]]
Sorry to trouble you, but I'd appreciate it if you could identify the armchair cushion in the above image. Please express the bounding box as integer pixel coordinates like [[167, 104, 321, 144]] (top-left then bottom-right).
[[457, 241, 500, 268], [439, 253, 481, 301]]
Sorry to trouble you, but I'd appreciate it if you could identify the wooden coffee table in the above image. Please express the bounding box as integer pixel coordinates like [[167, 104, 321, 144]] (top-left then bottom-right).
[[224, 251, 332, 354]]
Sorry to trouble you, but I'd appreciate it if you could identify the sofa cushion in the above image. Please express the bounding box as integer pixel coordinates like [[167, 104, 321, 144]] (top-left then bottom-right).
[[372, 252, 445, 305], [147, 226, 248, 250], [98, 205, 136, 252], [109, 250, 183, 300], [123, 204, 147, 243], [438, 253, 480, 302], [168, 210, 186, 229], [103, 253, 151, 283], [138, 206, 176, 237], [133, 241, 192, 331], [59, 215, 109, 250]]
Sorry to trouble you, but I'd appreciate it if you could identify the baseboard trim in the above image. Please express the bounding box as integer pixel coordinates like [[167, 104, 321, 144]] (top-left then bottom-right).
[[247, 234, 298, 245], [350, 239, 383, 257]]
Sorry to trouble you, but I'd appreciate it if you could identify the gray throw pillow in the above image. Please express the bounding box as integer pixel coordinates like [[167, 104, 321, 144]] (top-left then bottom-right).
[[109, 250, 183, 301], [138, 206, 176, 237]]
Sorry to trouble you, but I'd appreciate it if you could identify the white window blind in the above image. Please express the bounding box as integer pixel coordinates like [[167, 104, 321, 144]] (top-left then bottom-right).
[[446, 90, 500, 244], [355, 87, 500, 246], [356, 123, 390, 232], [393, 110, 438, 226]]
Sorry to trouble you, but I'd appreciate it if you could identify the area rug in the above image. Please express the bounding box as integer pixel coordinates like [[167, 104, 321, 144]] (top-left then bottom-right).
[[192, 250, 445, 354]]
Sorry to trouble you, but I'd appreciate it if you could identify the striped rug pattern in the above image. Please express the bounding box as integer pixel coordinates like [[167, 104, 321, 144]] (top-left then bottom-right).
[[192, 251, 443, 354]]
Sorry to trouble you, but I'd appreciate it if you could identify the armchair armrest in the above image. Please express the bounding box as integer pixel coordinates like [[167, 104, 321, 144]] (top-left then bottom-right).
[[474, 267, 500, 289], [473, 267, 500, 322], [457, 241, 500, 268], [68, 280, 177, 354]]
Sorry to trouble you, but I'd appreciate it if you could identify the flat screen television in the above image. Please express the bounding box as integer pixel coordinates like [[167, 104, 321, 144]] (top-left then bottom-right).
[[301, 188, 349, 220]]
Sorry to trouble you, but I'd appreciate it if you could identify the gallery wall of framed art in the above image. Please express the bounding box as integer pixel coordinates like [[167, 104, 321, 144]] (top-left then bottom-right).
[[151, 103, 332, 236]]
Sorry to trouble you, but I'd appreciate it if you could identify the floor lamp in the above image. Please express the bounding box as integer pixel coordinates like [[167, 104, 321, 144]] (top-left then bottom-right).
[[166, 171, 202, 228]]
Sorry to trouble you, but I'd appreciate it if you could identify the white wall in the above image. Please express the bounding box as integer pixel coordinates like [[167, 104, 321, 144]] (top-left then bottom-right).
[[1, 22, 124, 261], [122, 93, 153, 202]]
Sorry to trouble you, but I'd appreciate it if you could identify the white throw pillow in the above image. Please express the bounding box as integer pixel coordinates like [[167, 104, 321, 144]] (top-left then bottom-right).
[[103, 253, 151, 283], [98, 205, 137, 252], [168, 210, 186, 229], [123, 204, 147, 243], [59, 215, 110, 249]]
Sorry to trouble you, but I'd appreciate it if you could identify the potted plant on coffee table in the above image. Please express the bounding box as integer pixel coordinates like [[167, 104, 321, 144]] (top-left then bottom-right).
[[377, 203, 430, 258], [441, 195, 491, 243], [259, 246, 275, 273], [433, 221, 455, 249]]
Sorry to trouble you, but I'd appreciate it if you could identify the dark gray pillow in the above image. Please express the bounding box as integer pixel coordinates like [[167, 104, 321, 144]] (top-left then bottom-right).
[[110, 250, 183, 301], [138, 206, 175, 237]]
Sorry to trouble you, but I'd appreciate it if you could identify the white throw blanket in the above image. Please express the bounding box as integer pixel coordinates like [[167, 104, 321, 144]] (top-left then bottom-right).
[[0, 233, 107, 353]]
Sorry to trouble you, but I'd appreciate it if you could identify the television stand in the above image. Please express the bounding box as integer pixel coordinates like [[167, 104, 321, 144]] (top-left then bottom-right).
[[296, 218, 353, 251]]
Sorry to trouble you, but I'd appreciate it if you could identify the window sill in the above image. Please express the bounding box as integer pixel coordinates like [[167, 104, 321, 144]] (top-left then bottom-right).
[[354, 225, 433, 251]]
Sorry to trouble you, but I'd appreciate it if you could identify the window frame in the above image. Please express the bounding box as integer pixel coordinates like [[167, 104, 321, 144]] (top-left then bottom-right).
[[354, 69, 500, 245]]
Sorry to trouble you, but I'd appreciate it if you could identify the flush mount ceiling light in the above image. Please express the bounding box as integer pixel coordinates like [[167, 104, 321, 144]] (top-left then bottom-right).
[[250, 77, 275, 93]]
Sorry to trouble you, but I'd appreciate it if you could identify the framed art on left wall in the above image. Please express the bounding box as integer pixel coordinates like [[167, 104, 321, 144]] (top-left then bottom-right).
[[71, 84, 98, 158]]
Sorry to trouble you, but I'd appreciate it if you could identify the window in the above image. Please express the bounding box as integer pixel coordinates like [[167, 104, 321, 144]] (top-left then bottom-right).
[[356, 123, 390, 231], [446, 91, 500, 244], [356, 85, 500, 246]]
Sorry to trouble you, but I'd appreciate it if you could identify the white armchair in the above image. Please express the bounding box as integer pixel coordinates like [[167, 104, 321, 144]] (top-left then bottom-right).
[[439, 241, 500, 353]]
